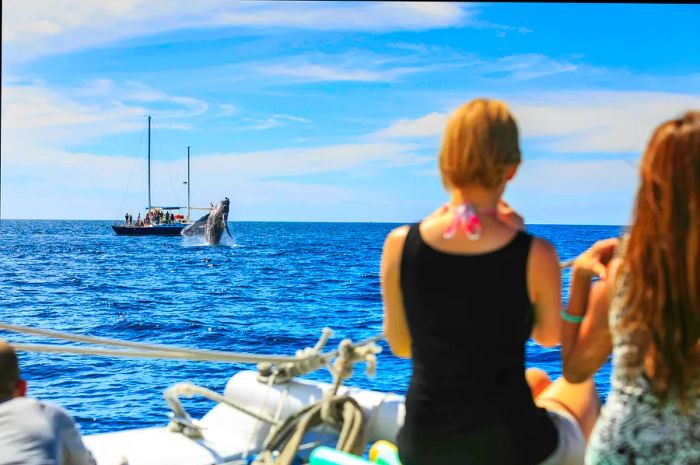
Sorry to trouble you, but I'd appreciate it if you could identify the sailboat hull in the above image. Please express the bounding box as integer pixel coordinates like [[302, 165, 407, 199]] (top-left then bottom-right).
[[112, 225, 187, 236]]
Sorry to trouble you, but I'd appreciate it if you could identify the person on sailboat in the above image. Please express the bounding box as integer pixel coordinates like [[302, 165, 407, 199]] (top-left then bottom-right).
[[381, 98, 601, 465]]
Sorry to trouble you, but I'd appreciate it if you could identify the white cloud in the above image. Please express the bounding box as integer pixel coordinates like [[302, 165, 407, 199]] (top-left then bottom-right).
[[247, 46, 474, 84], [479, 54, 578, 81], [259, 52, 577, 86], [217, 2, 470, 32], [387, 42, 444, 54], [119, 81, 208, 118], [239, 114, 310, 131], [254, 58, 426, 83], [1, 147, 360, 220], [2, 84, 144, 144], [1, 140, 431, 219], [511, 158, 638, 196], [373, 112, 447, 139], [376, 51, 576, 83], [196, 142, 429, 179], [218, 104, 237, 117], [274, 114, 309, 124], [508, 158, 638, 225], [3, 1, 473, 62], [374, 90, 700, 153], [241, 118, 283, 131], [260, 63, 390, 82], [1, 80, 207, 145], [470, 19, 533, 36], [512, 91, 700, 153]]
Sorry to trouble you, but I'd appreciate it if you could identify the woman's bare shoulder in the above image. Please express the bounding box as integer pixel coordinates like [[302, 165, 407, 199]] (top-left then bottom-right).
[[384, 225, 411, 249], [382, 225, 411, 273], [529, 236, 560, 264]]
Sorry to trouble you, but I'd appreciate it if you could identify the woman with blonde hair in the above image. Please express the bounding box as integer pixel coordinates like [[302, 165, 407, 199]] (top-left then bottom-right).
[[381, 98, 604, 465], [561, 111, 700, 464]]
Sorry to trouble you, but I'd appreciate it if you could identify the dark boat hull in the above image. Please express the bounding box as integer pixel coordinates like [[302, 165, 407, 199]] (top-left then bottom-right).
[[112, 225, 187, 236]]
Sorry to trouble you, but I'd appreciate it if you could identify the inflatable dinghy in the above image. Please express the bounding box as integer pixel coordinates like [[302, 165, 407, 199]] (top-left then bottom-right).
[[84, 371, 406, 465]]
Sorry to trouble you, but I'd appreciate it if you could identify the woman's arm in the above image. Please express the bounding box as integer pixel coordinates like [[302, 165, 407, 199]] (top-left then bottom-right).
[[528, 238, 564, 347], [380, 226, 412, 358], [561, 243, 619, 383]]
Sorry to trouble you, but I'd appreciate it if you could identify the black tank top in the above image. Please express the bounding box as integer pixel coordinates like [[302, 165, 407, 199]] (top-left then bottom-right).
[[397, 224, 558, 465]]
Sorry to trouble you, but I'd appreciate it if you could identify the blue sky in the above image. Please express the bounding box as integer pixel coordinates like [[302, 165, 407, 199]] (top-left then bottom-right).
[[2, 2, 699, 223]]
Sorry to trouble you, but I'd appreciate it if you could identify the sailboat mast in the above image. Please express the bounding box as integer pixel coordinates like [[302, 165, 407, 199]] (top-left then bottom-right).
[[147, 115, 152, 211], [187, 146, 191, 222]]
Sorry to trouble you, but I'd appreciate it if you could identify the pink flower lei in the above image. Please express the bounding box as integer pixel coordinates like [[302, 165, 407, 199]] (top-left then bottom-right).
[[443, 202, 498, 241]]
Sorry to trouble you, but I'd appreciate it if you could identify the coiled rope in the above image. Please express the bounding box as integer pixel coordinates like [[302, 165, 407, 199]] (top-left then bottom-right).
[[252, 337, 381, 465]]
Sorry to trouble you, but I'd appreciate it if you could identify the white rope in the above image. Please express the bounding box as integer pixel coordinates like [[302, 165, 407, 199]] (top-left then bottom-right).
[[1, 322, 385, 387], [7, 343, 278, 364], [0, 323, 297, 364], [165, 382, 280, 426]]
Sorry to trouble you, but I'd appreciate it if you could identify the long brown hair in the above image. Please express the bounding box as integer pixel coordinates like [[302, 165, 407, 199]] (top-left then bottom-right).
[[620, 111, 700, 403]]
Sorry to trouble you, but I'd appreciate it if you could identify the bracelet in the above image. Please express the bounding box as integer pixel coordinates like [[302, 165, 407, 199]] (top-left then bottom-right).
[[561, 309, 584, 324]]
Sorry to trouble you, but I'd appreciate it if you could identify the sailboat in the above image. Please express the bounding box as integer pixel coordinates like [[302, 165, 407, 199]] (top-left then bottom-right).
[[112, 116, 196, 236]]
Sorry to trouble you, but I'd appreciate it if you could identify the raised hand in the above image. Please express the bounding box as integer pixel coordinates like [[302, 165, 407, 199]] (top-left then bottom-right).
[[573, 238, 619, 280]]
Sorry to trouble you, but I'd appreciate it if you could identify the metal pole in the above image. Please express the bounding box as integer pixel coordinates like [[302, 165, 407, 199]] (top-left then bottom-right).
[[147, 115, 152, 211], [187, 146, 191, 222]]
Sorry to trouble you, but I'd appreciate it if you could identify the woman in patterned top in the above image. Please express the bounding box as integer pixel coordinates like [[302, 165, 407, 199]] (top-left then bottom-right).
[[561, 111, 700, 464]]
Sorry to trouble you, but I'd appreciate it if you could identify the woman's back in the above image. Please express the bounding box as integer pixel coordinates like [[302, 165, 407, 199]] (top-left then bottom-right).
[[383, 99, 597, 465], [398, 217, 558, 465]]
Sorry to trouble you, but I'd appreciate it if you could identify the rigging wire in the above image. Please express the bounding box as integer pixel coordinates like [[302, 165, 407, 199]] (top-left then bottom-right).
[[152, 123, 182, 208], [115, 127, 146, 220]]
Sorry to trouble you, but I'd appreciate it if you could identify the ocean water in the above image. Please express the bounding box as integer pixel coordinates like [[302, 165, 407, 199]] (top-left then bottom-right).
[[0, 221, 624, 435]]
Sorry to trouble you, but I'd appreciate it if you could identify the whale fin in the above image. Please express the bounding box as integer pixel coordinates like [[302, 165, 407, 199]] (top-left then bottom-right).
[[180, 213, 210, 236], [223, 212, 232, 238]]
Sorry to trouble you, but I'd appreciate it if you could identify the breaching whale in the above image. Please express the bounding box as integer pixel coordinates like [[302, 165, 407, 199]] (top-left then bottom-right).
[[180, 197, 232, 245]]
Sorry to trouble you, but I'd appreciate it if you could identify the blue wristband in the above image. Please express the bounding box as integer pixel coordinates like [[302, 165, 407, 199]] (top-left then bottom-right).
[[561, 309, 584, 324]]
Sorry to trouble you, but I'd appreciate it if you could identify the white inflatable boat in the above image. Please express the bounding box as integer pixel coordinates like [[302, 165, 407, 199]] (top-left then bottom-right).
[[84, 370, 406, 465]]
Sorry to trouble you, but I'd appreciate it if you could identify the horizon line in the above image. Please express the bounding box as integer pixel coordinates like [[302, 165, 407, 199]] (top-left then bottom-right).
[[0, 218, 628, 227]]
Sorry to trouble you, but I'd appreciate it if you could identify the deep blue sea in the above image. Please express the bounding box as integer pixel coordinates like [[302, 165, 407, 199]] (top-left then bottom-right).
[[0, 221, 624, 435]]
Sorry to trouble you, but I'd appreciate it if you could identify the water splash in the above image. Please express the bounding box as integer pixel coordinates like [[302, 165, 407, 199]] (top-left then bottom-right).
[[181, 232, 237, 248], [220, 232, 237, 247]]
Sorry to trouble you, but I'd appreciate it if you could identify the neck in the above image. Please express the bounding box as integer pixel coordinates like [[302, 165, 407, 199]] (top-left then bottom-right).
[[449, 186, 501, 210]]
